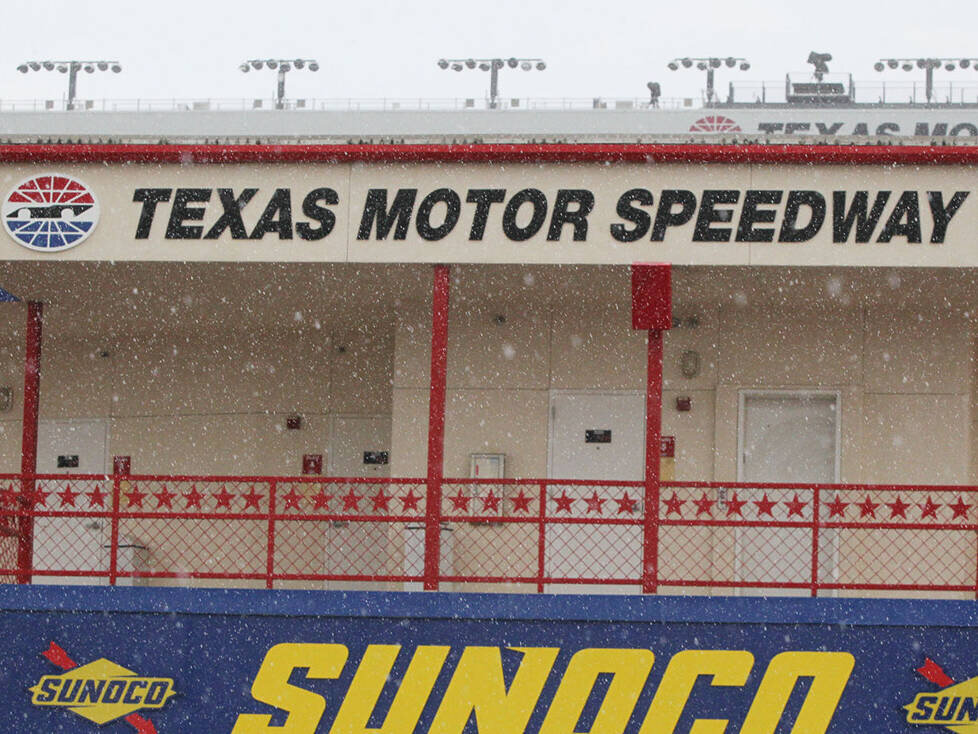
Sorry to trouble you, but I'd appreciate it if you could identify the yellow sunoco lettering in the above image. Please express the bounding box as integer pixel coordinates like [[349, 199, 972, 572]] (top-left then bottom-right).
[[540, 648, 655, 734], [428, 646, 559, 734], [330, 645, 449, 734], [231, 643, 349, 734], [739, 651, 854, 734], [640, 650, 754, 734]]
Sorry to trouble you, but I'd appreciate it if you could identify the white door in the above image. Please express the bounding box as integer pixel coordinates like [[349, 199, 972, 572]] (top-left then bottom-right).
[[324, 416, 396, 590], [737, 391, 839, 595], [34, 420, 108, 585], [547, 392, 645, 594]]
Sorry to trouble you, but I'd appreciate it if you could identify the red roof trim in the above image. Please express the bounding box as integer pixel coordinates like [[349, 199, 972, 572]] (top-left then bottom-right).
[[0, 143, 977, 165]]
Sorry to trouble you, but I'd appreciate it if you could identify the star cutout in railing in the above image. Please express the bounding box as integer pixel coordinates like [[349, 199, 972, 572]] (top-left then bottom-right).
[[886, 496, 909, 519], [153, 485, 176, 509], [341, 489, 362, 512], [242, 486, 264, 510], [725, 492, 747, 517], [400, 490, 422, 512], [856, 496, 879, 519], [183, 485, 204, 509], [372, 490, 392, 512], [693, 493, 714, 516], [85, 485, 106, 508], [616, 492, 638, 514], [481, 491, 501, 513], [213, 487, 235, 510], [950, 496, 971, 520], [785, 494, 807, 517], [449, 490, 470, 512], [826, 496, 848, 518], [584, 492, 605, 514], [753, 493, 776, 517], [311, 489, 333, 510], [663, 493, 684, 516], [56, 484, 78, 508], [124, 486, 147, 508], [510, 490, 533, 513], [552, 491, 574, 513], [919, 496, 940, 519], [280, 488, 303, 510]]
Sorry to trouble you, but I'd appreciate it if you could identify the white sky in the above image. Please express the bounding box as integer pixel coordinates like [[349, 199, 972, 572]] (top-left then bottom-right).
[[2, 0, 975, 105]]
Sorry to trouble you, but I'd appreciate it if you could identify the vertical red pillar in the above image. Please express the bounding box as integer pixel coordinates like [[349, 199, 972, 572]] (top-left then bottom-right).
[[631, 265, 671, 595], [17, 301, 42, 584], [424, 265, 450, 590]]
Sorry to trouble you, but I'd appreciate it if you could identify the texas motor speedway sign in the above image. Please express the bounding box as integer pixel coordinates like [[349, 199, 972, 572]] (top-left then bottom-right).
[[3, 154, 978, 267]]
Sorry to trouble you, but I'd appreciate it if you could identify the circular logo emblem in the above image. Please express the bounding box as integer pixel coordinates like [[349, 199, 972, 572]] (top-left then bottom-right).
[[688, 115, 742, 133], [2, 173, 99, 252]]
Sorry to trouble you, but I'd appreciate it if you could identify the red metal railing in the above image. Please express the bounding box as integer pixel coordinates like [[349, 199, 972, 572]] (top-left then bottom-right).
[[2, 473, 977, 597]]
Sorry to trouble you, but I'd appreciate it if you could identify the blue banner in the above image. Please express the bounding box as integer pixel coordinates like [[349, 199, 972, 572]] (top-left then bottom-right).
[[1, 586, 977, 733]]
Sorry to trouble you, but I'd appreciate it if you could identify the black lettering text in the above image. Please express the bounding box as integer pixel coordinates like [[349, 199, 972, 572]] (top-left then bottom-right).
[[928, 191, 969, 243], [358, 189, 417, 240], [693, 190, 739, 242], [610, 188, 654, 242], [878, 191, 922, 242], [832, 191, 891, 242], [296, 188, 339, 241], [466, 189, 505, 240], [547, 189, 594, 241], [166, 188, 211, 239], [502, 189, 547, 241], [203, 188, 257, 239], [249, 189, 293, 239], [651, 190, 697, 240], [736, 190, 782, 242], [416, 188, 461, 241], [779, 191, 826, 242]]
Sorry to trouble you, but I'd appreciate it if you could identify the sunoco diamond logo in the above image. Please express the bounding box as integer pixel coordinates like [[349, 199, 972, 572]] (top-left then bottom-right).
[[3, 173, 99, 251]]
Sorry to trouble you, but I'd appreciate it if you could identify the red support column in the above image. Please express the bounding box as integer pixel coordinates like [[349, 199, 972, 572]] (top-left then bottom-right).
[[643, 330, 664, 593], [17, 301, 42, 585], [631, 264, 671, 595], [424, 265, 450, 590]]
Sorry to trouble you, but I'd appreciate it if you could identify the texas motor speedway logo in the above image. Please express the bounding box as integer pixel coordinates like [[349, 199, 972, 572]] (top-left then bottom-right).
[[3, 173, 99, 251]]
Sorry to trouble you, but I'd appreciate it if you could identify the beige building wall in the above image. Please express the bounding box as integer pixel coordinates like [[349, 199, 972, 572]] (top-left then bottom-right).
[[1, 267, 972, 484], [0, 304, 393, 476], [392, 283, 973, 486]]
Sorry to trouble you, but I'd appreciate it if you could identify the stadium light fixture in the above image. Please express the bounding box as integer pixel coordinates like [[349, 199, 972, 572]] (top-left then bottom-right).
[[16, 60, 122, 110], [667, 56, 750, 104], [240, 58, 319, 109], [437, 56, 547, 109], [874, 57, 978, 102]]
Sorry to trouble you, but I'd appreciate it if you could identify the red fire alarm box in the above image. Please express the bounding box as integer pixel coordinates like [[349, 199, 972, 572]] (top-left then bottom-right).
[[113, 456, 131, 476], [660, 436, 675, 458], [302, 454, 323, 475]]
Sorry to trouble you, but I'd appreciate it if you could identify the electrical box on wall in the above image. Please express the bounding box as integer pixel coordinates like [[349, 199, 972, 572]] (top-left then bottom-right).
[[470, 453, 505, 479], [363, 451, 389, 465]]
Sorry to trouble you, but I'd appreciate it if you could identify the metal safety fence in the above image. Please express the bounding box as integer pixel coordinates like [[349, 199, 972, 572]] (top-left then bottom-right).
[[1, 473, 976, 596]]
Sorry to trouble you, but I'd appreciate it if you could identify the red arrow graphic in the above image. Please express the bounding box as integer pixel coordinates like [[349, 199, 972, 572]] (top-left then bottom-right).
[[916, 658, 956, 688]]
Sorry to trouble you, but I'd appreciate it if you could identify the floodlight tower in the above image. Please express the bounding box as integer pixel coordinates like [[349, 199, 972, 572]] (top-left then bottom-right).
[[874, 57, 978, 103], [437, 57, 546, 109], [240, 58, 320, 109], [666, 56, 750, 104], [16, 60, 122, 110]]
